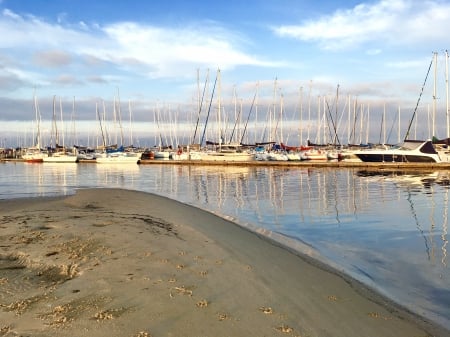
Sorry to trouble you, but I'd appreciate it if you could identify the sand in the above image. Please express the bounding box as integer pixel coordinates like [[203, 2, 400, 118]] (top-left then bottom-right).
[[0, 188, 448, 337]]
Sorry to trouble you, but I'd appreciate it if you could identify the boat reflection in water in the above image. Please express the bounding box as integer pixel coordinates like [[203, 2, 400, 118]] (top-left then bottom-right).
[[354, 169, 448, 324], [356, 169, 450, 189], [21, 162, 79, 198]]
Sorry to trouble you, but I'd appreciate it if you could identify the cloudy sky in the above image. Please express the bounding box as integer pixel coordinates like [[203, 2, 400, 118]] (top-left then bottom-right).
[[1, 0, 450, 146]]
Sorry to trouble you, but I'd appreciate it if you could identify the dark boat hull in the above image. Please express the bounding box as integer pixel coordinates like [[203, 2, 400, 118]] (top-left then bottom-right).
[[355, 153, 438, 163]]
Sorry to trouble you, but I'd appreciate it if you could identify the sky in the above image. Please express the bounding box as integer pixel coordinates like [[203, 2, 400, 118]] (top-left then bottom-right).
[[1, 0, 450, 147]]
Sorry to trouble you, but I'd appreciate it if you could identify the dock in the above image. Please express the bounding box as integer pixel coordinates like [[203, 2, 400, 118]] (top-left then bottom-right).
[[3, 157, 450, 171], [137, 159, 450, 171]]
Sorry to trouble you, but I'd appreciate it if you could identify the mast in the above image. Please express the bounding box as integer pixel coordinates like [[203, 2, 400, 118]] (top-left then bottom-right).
[[240, 83, 258, 145], [217, 68, 222, 148], [71, 96, 77, 146], [270, 77, 278, 143], [404, 53, 433, 141], [299, 86, 303, 145], [59, 97, 65, 148], [192, 69, 208, 144], [254, 82, 259, 144], [200, 71, 218, 147], [433, 51, 438, 138], [383, 103, 386, 144], [50, 95, 57, 149], [128, 100, 133, 146], [116, 87, 124, 145], [366, 104, 370, 145], [33, 90, 42, 149], [359, 104, 363, 144], [335, 84, 339, 145], [347, 94, 351, 145], [446, 50, 449, 138], [307, 81, 312, 142], [96, 102, 106, 148]]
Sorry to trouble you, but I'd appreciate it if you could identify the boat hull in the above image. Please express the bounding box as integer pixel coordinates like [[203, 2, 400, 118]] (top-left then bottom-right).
[[353, 140, 442, 163], [22, 152, 48, 162], [43, 155, 78, 163], [200, 152, 255, 162], [96, 152, 140, 164], [354, 153, 439, 163]]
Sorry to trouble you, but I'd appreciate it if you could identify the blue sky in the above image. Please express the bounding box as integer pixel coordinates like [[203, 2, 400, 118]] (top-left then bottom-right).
[[1, 0, 450, 146]]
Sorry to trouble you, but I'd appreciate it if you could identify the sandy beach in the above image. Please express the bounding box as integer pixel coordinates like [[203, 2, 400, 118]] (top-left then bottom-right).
[[0, 188, 448, 337]]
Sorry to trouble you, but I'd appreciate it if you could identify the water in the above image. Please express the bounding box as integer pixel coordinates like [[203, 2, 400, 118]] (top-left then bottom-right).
[[0, 161, 449, 329]]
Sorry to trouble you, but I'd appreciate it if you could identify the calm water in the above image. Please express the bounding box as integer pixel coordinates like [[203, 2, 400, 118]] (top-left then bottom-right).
[[0, 161, 449, 329]]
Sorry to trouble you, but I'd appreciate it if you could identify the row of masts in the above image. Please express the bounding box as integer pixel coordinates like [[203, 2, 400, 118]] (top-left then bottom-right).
[[20, 51, 450, 151], [193, 51, 450, 148]]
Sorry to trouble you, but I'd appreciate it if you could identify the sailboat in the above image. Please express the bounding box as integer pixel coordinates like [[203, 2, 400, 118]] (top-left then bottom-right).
[[43, 96, 77, 163], [94, 93, 140, 164], [200, 141, 255, 162], [197, 69, 255, 162], [22, 93, 48, 163]]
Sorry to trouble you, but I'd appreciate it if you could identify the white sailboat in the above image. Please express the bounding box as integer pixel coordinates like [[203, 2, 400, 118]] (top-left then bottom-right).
[[200, 142, 255, 162], [95, 93, 140, 164], [23, 93, 48, 162], [198, 69, 255, 162], [95, 148, 140, 164], [43, 96, 77, 163]]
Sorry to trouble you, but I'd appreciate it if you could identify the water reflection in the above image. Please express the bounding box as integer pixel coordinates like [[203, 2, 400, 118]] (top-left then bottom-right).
[[355, 169, 448, 268], [93, 163, 140, 186], [0, 162, 79, 198], [356, 169, 450, 189]]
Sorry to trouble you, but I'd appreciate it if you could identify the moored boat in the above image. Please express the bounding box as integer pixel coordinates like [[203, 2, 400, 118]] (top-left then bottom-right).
[[96, 149, 140, 164], [353, 140, 442, 163], [43, 151, 78, 163], [22, 148, 48, 163], [199, 143, 255, 162], [301, 149, 328, 161]]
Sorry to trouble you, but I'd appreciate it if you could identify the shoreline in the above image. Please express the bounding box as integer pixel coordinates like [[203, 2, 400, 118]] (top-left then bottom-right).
[[1, 188, 449, 337]]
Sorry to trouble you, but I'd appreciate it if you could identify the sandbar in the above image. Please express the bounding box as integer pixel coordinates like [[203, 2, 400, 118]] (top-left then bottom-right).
[[0, 188, 448, 337]]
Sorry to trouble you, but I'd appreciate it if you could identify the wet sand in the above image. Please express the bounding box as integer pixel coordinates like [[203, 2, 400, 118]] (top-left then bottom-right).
[[0, 188, 448, 337]]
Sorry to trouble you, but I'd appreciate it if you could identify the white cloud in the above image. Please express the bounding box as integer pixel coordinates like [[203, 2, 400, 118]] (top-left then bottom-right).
[[0, 9, 275, 83], [2, 8, 21, 20], [0, 9, 100, 50], [273, 0, 450, 50], [97, 21, 275, 78]]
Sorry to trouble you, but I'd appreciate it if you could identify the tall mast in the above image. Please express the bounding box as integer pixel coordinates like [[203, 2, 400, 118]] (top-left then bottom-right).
[[33, 90, 42, 149], [217, 68, 222, 147], [383, 103, 386, 144], [60, 97, 65, 148], [446, 50, 449, 138], [432, 51, 438, 138], [347, 95, 351, 145], [299, 86, 303, 145], [51, 95, 58, 148], [307, 81, 312, 142]]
